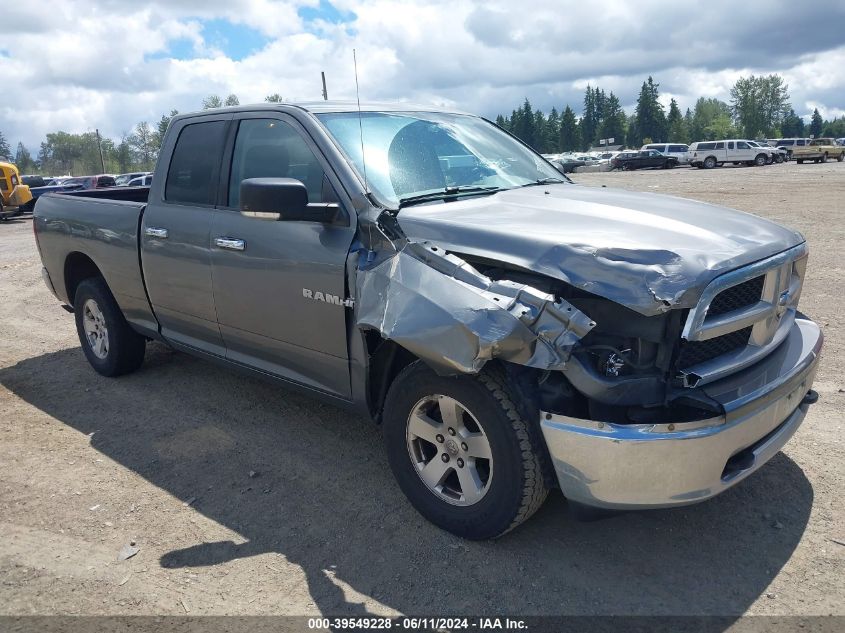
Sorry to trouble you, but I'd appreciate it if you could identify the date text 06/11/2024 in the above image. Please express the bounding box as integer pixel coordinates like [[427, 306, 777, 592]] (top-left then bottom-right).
[[307, 617, 528, 630]]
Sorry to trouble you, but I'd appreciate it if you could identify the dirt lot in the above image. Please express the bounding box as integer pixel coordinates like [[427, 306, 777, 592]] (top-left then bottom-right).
[[1, 161, 843, 619]]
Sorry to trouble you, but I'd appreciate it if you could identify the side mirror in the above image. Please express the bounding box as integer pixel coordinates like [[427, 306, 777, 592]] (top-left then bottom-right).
[[239, 178, 338, 223]]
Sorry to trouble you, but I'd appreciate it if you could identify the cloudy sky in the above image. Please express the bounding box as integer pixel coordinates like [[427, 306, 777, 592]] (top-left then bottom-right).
[[2, 0, 844, 150]]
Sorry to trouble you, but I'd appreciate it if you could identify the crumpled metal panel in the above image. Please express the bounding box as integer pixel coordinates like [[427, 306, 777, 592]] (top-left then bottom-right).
[[395, 184, 805, 316], [356, 240, 595, 375]]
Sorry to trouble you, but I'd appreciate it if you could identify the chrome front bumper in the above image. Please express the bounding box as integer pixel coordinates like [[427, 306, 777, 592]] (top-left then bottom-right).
[[540, 317, 823, 510]]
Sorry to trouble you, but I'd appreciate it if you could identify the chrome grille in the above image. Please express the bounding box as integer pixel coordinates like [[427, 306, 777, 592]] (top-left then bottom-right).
[[678, 327, 752, 369], [680, 243, 808, 385], [707, 275, 765, 317]]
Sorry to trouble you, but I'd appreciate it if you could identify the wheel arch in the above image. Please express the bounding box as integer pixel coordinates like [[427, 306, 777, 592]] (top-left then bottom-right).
[[64, 252, 104, 308]]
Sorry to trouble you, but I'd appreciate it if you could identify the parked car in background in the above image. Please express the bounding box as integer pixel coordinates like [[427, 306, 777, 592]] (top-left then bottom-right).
[[0, 161, 34, 219], [115, 172, 150, 186], [63, 175, 117, 189], [792, 138, 845, 164], [747, 141, 785, 163], [28, 179, 85, 206], [550, 155, 586, 174], [127, 175, 153, 186], [689, 140, 771, 168], [772, 138, 811, 160], [611, 149, 678, 170], [641, 143, 690, 164]]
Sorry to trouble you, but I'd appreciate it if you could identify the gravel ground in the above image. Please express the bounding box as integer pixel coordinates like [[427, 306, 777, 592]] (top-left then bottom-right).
[[0, 161, 843, 618]]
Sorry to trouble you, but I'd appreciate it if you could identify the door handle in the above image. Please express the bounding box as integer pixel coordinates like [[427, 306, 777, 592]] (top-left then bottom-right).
[[215, 237, 246, 251], [144, 227, 168, 239]]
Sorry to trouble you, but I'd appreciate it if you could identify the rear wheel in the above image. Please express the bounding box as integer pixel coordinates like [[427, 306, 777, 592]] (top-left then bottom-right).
[[383, 362, 548, 539], [703, 156, 716, 169], [74, 277, 146, 377]]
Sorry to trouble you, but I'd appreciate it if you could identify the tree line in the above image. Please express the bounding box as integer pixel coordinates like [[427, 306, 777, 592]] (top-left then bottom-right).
[[0, 93, 284, 177], [495, 74, 845, 153]]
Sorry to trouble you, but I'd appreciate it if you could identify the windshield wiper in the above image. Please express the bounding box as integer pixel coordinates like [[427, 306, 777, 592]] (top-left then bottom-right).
[[397, 185, 505, 209], [520, 177, 567, 187]]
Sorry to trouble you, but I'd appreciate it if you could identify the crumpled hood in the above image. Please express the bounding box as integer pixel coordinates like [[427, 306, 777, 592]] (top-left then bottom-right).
[[396, 184, 804, 316]]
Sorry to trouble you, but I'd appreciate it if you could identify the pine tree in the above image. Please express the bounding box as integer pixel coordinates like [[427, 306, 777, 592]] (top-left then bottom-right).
[[0, 130, 11, 160], [511, 99, 536, 148], [14, 142, 36, 173], [809, 108, 823, 137], [546, 107, 560, 152], [633, 76, 666, 146], [559, 105, 581, 152], [580, 85, 598, 150], [780, 108, 805, 137], [597, 92, 626, 147], [666, 98, 688, 143]]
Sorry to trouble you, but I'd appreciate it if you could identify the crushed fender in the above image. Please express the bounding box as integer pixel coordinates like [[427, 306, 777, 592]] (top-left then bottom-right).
[[356, 240, 595, 375]]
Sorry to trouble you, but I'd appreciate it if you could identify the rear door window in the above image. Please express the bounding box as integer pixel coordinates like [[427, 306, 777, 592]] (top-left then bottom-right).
[[714, 142, 725, 150], [165, 121, 227, 205]]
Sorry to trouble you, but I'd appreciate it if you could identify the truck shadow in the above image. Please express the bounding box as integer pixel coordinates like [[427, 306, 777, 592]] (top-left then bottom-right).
[[0, 343, 814, 618]]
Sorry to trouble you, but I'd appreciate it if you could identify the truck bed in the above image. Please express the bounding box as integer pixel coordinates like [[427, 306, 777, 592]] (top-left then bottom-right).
[[34, 188, 159, 334]]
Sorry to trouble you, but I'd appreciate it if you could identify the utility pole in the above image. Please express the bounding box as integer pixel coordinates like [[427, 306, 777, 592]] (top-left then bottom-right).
[[321, 71, 328, 101], [95, 129, 106, 173]]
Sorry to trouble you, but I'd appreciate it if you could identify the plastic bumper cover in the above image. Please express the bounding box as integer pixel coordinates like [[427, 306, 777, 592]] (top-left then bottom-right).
[[540, 317, 823, 509]]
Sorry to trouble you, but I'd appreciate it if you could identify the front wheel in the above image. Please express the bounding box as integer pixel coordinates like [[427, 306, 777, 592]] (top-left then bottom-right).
[[821, 153, 828, 163], [797, 159, 804, 164], [754, 154, 767, 166], [837, 153, 844, 162], [74, 277, 146, 377], [775, 154, 784, 163], [383, 362, 548, 539]]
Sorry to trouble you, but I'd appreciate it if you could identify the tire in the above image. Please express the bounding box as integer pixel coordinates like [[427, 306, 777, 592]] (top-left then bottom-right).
[[838, 153, 844, 162], [703, 156, 716, 169], [754, 154, 767, 167], [382, 361, 548, 539], [74, 277, 146, 377], [775, 154, 784, 163], [797, 159, 804, 164], [821, 153, 828, 163]]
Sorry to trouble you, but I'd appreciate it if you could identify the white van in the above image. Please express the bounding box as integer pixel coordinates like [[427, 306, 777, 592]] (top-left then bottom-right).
[[641, 143, 690, 164], [688, 140, 771, 169]]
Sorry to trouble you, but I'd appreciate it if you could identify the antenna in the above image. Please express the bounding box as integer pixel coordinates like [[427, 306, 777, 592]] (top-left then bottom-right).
[[321, 71, 328, 101], [353, 48, 368, 193]]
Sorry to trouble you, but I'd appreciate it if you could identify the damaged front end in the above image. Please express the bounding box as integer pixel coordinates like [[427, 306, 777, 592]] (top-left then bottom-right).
[[353, 207, 705, 420], [356, 238, 595, 375]]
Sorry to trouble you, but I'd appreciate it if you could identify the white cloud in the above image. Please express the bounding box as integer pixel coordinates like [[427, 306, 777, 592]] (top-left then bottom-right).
[[1, 0, 844, 152]]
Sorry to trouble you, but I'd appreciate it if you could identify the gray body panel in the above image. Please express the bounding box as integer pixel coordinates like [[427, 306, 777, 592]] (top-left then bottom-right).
[[396, 184, 804, 316], [32, 195, 159, 336], [139, 113, 230, 356], [210, 211, 355, 397]]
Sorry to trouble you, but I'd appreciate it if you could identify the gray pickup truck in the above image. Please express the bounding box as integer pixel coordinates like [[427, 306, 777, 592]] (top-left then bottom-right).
[[34, 102, 823, 539]]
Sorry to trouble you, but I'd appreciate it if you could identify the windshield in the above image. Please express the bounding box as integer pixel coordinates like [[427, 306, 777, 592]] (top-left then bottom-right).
[[316, 111, 564, 208]]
